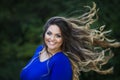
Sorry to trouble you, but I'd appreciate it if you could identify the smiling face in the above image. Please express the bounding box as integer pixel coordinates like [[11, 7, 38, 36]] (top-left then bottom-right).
[[44, 24, 63, 53]]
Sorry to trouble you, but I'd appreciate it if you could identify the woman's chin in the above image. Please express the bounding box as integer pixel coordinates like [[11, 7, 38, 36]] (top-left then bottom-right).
[[47, 46, 56, 50]]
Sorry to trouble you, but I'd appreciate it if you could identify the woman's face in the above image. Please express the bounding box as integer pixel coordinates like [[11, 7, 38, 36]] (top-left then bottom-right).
[[45, 24, 63, 52]]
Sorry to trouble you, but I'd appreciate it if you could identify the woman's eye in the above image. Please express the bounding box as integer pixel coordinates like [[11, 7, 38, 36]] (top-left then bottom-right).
[[56, 34, 61, 38], [46, 32, 52, 35]]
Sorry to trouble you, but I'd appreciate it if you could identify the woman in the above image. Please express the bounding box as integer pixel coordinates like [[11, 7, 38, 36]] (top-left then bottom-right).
[[20, 2, 120, 80]]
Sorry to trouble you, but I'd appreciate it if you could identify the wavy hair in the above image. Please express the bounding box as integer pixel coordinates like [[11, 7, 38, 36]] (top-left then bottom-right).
[[43, 2, 120, 80]]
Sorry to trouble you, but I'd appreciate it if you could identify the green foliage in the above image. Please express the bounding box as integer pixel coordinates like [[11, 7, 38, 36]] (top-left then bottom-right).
[[0, 0, 120, 80]]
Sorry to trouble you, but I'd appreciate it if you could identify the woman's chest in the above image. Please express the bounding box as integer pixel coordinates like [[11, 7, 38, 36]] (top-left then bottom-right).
[[20, 57, 51, 80]]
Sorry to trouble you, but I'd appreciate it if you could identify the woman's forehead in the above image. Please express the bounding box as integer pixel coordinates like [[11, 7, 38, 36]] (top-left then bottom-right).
[[47, 25, 62, 34]]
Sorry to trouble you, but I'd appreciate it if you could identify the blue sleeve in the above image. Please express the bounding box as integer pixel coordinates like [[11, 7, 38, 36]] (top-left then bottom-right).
[[50, 57, 72, 80]]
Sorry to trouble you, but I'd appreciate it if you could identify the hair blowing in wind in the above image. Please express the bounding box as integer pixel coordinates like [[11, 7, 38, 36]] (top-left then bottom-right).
[[53, 2, 120, 80]]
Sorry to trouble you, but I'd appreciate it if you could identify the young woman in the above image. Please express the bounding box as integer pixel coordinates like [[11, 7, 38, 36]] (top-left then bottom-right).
[[20, 2, 120, 80]]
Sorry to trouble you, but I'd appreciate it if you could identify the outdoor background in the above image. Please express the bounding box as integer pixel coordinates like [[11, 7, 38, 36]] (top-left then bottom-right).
[[0, 0, 120, 80]]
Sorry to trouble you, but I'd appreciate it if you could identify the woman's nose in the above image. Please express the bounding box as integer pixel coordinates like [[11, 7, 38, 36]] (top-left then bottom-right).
[[50, 35, 55, 40]]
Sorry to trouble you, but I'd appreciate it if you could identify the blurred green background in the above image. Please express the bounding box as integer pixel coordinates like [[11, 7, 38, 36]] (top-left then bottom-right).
[[0, 0, 120, 80]]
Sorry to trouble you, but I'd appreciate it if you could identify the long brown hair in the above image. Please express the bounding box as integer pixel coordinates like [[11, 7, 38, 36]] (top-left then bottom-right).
[[42, 2, 120, 80]]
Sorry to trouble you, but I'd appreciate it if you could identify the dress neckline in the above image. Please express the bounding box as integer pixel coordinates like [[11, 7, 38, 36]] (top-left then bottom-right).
[[38, 51, 62, 63]]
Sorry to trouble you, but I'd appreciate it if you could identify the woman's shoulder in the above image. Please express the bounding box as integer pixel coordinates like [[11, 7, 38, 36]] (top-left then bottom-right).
[[32, 44, 44, 58], [35, 44, 44, 52], [51, 52, 71, 64], [49, 52, 72, 71]]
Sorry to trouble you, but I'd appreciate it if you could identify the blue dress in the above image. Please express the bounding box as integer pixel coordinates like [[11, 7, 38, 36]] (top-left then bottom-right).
[[20, 45, 72, 80]]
